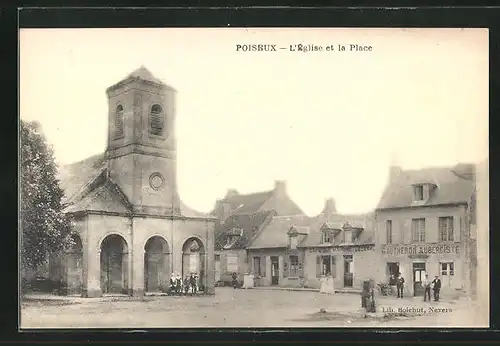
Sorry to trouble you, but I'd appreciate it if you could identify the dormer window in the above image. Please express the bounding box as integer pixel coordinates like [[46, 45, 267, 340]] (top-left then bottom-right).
[[322, 230, 333, 244], [414, 184, 424, 201], [224, 228, 243, 249], [290, 236, 298, 250], [343, 229, 353, 243]]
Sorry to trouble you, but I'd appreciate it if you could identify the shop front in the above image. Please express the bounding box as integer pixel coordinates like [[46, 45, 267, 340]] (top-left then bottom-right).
[[303, 244, 377, 290], [381, 242, 465, 296]]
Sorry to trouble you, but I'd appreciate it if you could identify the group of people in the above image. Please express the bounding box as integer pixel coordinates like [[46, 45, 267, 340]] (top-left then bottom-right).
[[422, 274, 442, 302], [390, 272, 442, 301], [169, 272, 200, 296]]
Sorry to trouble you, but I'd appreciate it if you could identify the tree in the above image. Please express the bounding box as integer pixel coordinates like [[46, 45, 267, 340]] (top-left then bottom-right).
[[20, 120, 72, 273]]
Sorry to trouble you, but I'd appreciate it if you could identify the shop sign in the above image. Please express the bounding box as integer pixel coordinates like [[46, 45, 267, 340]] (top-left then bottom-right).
[[382, 243, 460, 256], [308, 244, 375, 253]]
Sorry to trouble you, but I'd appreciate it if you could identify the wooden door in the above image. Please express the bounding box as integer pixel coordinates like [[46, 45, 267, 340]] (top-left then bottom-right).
[[271, 257, 279, 285], [412, 262, 426, 296]]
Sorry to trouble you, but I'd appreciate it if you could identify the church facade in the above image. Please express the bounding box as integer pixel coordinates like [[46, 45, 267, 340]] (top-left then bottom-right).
[[56, 67, 216, 297]]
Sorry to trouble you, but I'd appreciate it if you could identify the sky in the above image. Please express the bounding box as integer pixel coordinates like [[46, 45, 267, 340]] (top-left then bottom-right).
[[19, 28, 489, 216]]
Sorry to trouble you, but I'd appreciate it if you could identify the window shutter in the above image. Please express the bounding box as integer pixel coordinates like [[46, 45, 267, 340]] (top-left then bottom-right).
[[149, 104, 164, 136], [331, 256, 336, 278], [283, 260, 289, 278], [260, 256, 266, 277], [316, 255, 321, 278]]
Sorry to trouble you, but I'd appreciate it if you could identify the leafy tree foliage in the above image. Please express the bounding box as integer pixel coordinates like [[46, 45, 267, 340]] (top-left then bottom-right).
[[20, 120, 72, 271]]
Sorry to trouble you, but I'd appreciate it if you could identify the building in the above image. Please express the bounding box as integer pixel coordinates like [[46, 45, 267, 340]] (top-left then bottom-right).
[[211, 181, 304, 221], [213, 181, 304, 285], [374, 164, 476, 297], [246, 198, 378, 290], [50, 67, 216, 297], [214, 210, 276, 286]]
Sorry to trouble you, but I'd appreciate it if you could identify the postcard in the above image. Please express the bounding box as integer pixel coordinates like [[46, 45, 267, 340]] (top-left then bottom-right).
[[19, 27, 489, 329]]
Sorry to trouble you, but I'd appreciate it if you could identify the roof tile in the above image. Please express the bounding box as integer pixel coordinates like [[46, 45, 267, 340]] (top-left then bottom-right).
[[376, 165, 475, 210]]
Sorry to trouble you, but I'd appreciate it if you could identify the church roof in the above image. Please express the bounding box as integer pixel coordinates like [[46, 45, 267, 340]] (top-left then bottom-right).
[[64, 179, 132, 214], [58, 152, 211, 218], [58, 153, 107, 204], [127, 66, 164, 85]]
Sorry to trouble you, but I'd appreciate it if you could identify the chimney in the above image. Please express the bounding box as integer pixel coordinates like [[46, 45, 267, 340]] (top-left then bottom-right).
[[214, 199, 231, 221], [274, 180, 287, 195], [389, 165, 402, 182], [322, 198, 337, 215], [225, 189, 239, 199]]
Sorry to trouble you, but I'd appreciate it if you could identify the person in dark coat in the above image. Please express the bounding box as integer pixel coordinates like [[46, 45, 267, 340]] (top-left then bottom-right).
[[396, 273, 405, 298], [189, 273, 197, 295], [432, 275, 442, 301], [232, 272, 238, 289]]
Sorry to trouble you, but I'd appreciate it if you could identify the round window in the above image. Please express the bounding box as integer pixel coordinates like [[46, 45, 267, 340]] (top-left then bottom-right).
[[149, 173, 165, 190]]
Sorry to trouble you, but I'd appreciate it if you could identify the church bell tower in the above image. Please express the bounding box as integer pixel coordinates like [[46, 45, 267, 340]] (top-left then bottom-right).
[[105, 66, 180, 215]]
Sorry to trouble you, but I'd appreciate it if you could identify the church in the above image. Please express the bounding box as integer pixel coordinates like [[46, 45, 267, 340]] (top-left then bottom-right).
[[55, 67, 216, 297]]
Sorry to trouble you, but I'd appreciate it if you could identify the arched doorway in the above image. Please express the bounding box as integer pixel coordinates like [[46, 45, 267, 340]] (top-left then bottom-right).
[[144, 236, 170, 293], [100, 234, 129, 294], [182, 237, 206, 292], [64, 234, 83, 295]]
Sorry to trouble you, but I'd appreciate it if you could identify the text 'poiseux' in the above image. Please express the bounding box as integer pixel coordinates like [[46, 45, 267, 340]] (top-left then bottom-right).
[[235, 44, 373, 52]]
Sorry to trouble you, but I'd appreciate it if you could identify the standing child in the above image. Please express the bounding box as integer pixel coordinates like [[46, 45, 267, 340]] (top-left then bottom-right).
[[169, 274, 176, 296], [175, 273, 182, 295], [183, 276, 189, 295]]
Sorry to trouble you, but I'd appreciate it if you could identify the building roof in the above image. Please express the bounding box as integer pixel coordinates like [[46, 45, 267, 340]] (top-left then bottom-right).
[[376, 164, 476, 210], [247, 214, 322, 249], [127, 66, 164, 85], [214, 210, 277, 250], [58, 153, 107, 205], [301, 213, 375, 247], [218, 191, 275, 215], [64, 178, 132, 214], [248, 211, 375, 249], [58, 152, 210, 218]]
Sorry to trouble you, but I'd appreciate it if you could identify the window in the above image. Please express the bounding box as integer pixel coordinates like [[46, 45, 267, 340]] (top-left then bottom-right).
[[290, 236, 298, 250], [322, 231, 333, 244], [441, 262, 454, 276], [386, 220, 393, 244], [316, 255, 336, 277], [343, 229, 353, 243], [114, 105, 124, 139], [439, 217, 454, 242], [253, 257, 261, 276], [149, 104, 164, 136], [226, 254, 238, 273], [411, 218, 426, 243], [387, 262, 400, 284], [413, 185, 424, 201], [322, 256, 331, 276], [289, 256, 299, 277]]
